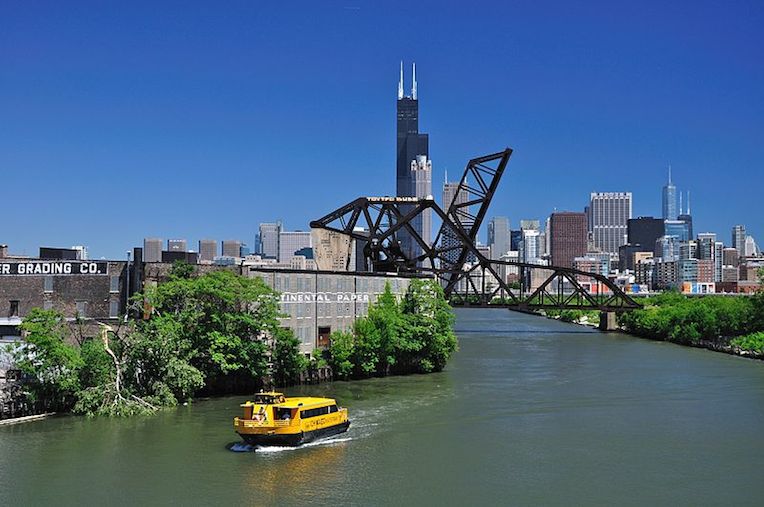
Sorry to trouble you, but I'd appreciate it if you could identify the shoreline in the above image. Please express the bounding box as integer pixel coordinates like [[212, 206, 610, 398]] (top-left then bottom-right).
[[540, 312, 764, 361]]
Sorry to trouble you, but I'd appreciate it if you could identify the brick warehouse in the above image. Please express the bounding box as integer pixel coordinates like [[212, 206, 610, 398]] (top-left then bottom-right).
[[1, 249, 421, 356], [0, 258, 129, 339]]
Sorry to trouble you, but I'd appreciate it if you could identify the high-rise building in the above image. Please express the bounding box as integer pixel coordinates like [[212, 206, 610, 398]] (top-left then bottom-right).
[[662, 165, 677, 220], [589, 192, 632, 258], [410, 154, 432, 253], [677, 190, 693, 239], [222, 240, 243, 258], [549, 212, 587, 269], [167, 239, 187, 252], [279, 231, 312, 265], [732, 225, 746, 256], [520, 229, 542, 263], [143, 238, 163, 263], [510, 230, 522, 251], [744, 236, 759, 257], [198, 239, 217, 262], [520, 219, 540, 231], [487, 216, 511, 260], [723, 247, 739, 268], [664, 220, 690, 242], [627, 217, 664, 248], [441, 177, 470, 266], [259, 222, 282, 260], [396, 62, 428, 198], [396, 63, 430, 260]]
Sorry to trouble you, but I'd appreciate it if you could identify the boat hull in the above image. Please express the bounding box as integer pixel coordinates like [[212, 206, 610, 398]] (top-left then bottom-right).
[[238, 420, 350, 447]]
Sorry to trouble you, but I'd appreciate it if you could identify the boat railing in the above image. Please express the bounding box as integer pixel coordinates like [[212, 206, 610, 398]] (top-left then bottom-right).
[[237, 418, 292, 428]]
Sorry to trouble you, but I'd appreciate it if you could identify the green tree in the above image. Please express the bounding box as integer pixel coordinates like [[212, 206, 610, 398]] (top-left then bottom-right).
[[328, 331, 355, 380], [10, 309, 83, 409], [271, 327, 308, 386], [143, 270, 280, 388]]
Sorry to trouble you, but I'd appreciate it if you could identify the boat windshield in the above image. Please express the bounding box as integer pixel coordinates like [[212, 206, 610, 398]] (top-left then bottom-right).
[[253, 394, 285, 404]]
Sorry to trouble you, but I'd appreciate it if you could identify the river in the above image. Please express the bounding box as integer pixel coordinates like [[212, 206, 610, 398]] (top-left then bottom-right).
[[2, 309, 763, 506]]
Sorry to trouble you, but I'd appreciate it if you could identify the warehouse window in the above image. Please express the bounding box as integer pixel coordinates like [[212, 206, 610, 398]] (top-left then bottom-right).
[[43, 300, 54, 311], [75, 301, 87, 318], [9, 300, 19, 317], [109, 300, 119, 318], [44, 276, 53, 293], [110, 276, 120, 293]]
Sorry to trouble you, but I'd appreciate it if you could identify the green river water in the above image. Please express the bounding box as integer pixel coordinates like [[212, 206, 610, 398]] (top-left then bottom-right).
[[2, 309, 763, 506]]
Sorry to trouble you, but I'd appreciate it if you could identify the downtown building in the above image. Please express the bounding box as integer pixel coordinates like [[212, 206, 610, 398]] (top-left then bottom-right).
[[549, 212, 587, 269], [259, 222, 281, 260], [488, 216, 511, 260], [396, 62, 431, 260], [588, 192, 632, 260]]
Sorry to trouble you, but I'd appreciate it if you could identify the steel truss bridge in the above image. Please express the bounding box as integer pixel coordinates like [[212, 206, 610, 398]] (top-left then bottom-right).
[[311, 148, 640, 312]]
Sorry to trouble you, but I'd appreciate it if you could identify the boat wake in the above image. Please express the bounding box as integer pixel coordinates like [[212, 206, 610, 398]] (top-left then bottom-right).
[[227, 436, 353, 453], [256, 436, 353, 453]]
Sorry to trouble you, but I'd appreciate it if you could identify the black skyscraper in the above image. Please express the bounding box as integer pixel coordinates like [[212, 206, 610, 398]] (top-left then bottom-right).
[[627, 217, 665, 247], [396, 62, 428, 197]]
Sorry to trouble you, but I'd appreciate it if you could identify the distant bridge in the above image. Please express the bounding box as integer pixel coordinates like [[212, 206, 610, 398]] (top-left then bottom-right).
[[311, 148, 640, 313]]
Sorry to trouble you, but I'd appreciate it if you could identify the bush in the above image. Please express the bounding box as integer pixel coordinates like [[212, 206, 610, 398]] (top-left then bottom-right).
[[326, 280, 458, 379], [730, 332, 764, 354]]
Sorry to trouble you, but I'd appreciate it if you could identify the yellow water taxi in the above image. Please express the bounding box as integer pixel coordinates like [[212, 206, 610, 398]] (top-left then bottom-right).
[[234, 391, 350, 446]]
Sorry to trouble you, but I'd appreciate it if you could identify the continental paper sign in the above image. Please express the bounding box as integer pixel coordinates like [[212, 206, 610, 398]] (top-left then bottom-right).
[[0, 261, 109, 276], [280, 292, 370, 303]]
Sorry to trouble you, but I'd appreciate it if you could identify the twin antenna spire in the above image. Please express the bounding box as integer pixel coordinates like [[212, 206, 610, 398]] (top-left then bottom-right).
[[398, 61, 417, 100]]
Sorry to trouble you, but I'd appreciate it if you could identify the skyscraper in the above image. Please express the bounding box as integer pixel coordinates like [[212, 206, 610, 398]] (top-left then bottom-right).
[[549, 212, 587, 269], [198, 239, 217, 262], [167, 239, 187, 252], [732, 225, 746, 256], [662, 165, 677, 220], [677, 190, 693, 239], [627, 217, 664, 247], [410, 154, 432, 249], [441, 177, 470, 266], [279, 231, 312, 264], [259, 222, 282, 260], [488, 216, 511, 260], [589, 192, 632, 258], [396, 62, 428, 198], [143, 238, 162, 263], [396, 62, 430, 260], [222, 240, 242, 258]]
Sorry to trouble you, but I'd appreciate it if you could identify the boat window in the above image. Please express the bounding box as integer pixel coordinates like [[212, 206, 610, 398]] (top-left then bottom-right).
[[300, 406, 331, 419], [275, 407, 292, 420], [329, 405, 338, 413]]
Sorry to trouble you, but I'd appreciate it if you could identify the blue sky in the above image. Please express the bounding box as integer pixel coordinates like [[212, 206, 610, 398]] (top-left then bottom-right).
[[1, 1, 762, 259]]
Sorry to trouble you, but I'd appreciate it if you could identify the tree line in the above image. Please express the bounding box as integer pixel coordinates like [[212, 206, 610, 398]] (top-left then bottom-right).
[[617, 271, 764, 354]]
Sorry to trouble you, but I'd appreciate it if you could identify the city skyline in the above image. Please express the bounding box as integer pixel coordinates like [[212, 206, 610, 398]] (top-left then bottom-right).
[[2, 2, 762, 259]]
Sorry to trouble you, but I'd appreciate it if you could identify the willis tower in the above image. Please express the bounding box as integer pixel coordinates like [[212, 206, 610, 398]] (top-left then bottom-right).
[[396, 62, 431, 259]]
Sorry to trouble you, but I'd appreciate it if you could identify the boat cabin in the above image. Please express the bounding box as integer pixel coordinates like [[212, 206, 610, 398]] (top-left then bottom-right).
[[252, 392, 286, 405]]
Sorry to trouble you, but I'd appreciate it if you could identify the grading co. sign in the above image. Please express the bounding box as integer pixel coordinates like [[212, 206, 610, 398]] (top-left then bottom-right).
[[0, 261, 109, 276]]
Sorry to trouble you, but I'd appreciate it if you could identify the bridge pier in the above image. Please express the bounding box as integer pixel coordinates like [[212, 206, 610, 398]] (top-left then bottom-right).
[[598, 311, 618, 331]]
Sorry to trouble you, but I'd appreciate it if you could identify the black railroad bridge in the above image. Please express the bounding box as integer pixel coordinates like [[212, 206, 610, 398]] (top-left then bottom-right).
[[311, 148, 640, 323]]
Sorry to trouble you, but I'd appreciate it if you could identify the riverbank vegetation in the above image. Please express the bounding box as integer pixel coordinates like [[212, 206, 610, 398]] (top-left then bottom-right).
[[6, 266, 458, 417], [328, 279, 458, 379], [618, 284, 764, 356], [8, 264, 304, 417]]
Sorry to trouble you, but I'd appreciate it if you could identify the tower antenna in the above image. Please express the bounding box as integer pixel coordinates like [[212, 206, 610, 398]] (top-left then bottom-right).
[[687, 190, 691, 215], [398, 61, 404, 100], [679, 191, 683, 215], [412, 62, 417, 100]]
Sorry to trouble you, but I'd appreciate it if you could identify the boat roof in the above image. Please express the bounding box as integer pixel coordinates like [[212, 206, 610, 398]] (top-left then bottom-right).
[[242, 395, 336, 409]]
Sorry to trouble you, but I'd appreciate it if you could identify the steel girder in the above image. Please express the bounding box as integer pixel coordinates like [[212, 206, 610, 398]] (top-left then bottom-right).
[[310, 148, 640, 312]]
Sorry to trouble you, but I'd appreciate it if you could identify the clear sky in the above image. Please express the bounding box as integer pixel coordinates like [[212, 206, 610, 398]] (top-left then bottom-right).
[[2, 1, 762, 259]]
